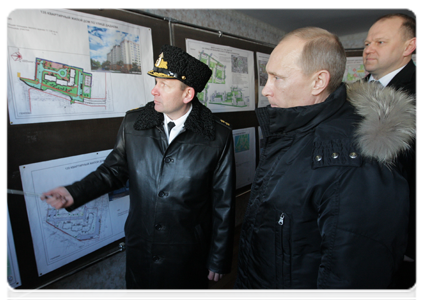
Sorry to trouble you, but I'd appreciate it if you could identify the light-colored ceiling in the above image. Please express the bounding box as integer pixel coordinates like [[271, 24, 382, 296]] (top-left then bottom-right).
[[235, 9, 415, 37]]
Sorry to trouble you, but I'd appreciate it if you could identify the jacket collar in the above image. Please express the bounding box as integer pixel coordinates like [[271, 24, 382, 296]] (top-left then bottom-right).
[[133, 97, 216, 140], [386, 59, 416, 94], [256, 84, 347, 138]]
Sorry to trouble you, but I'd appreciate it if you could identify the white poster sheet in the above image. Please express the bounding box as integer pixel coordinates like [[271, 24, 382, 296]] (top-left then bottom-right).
[[232, 127, 256, 189], [343, 56, 368, 83], [186, 39, 255, 113], [256, 52, 270, 108], [7, 211, 22, 288], [19, 150, 129, 276], [7, 9, 155, 125]]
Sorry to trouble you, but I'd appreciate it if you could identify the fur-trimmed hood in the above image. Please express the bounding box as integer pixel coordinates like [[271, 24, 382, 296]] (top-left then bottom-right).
[[347, 81, 415, 165], [133, 97, 216, 140]]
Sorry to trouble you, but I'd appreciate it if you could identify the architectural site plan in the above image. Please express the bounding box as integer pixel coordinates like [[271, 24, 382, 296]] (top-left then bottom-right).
[[20, 58, 93, 105], [186, 39, 255, 113], [19, 150, 129, 276]]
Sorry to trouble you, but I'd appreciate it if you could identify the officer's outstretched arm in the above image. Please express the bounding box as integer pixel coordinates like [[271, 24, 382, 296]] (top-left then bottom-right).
[[42, 187, 74, 210]]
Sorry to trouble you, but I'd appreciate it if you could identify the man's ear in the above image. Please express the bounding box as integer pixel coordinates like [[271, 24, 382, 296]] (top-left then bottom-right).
[[403, 37, 416, 57], [311, 70, 330, 96], [182, 87, 196, 104]]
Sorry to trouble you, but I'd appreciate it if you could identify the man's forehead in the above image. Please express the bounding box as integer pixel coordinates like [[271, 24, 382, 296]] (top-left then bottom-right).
[[267, 39, 303, 69], [369, 17, 403, 36], [156, 77, 177, 83]]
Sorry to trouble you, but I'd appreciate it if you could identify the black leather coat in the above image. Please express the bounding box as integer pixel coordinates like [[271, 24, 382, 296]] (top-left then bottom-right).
[[65, 98, 236, 288], [235, 83, 414, 289]]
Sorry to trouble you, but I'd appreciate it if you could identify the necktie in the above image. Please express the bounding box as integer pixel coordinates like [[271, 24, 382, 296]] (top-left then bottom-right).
[[168, 122, 175, 135]]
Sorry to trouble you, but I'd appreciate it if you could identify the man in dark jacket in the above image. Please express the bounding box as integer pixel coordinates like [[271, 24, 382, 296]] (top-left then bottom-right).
[[363, 14, 416, 288], [42, 45, 236, 289], [235, 27, 415, 289]]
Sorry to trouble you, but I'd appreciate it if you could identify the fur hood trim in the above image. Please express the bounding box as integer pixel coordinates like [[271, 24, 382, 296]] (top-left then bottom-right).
[[133, 97, 216, 140], [347, 81, 415, 165]]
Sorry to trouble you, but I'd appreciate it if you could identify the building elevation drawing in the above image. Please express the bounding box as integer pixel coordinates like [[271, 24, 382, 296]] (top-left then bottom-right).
[[19, 58, 94, 105]]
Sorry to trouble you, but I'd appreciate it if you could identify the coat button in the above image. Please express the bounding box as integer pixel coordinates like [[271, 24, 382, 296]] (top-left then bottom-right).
[[349, 152, 358, 159], [158, 191, 167, 197], [152, 255, 160, 261], [164, 157, 173, 163], [332, 152, 339, 159], [155, 223, 162, 230], [315, 155, 322, 162]]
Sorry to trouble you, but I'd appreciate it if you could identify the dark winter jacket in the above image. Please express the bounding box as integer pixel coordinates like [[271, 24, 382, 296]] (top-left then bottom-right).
[[65, 97, 236, 289], [365, 59, 416, 260], [235, 82, 415, 289]]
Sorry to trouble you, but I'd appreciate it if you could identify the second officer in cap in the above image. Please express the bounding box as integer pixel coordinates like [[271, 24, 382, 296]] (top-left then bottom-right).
[[41, 45, 236, 289]]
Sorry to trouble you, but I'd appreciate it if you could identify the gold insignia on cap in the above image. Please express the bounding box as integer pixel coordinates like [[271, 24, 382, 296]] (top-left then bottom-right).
[[182, 76, 186, 80], [155, 53, 168, 69]]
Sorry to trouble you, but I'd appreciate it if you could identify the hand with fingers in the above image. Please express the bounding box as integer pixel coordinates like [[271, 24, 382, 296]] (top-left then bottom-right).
[[208, 270, 224, 282], [41, 187, 74, 210]]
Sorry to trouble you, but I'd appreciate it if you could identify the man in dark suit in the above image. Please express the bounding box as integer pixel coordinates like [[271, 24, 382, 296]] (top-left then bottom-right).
[[363, 13, 415, 93], [363, 13, 416, 289]]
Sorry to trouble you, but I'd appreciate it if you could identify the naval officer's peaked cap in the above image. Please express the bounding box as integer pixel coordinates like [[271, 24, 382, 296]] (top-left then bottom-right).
[[147, 44, 212, 93]]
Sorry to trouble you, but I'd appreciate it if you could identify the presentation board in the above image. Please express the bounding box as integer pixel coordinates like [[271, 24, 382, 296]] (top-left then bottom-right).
[[186, 39, 256, 113], [7, 212, 22, 288], [20, 150, 129, 276], [7, 9, 154, 125], [256, 52, 270, 108]]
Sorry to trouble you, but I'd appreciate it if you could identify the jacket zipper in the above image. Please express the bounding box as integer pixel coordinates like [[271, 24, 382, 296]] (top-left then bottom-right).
[[278, 213, 285, 226]]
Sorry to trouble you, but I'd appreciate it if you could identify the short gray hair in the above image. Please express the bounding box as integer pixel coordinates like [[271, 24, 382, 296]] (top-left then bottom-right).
[[281, 27, 346, 94]]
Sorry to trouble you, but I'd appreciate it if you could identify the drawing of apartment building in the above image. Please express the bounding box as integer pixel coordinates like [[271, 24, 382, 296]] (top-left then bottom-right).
[[107, 39, 141, 72]]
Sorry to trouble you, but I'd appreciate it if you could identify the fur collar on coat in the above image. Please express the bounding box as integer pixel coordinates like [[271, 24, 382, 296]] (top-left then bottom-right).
[[133, 97, 216, 140], [347, 81, 415, 165]]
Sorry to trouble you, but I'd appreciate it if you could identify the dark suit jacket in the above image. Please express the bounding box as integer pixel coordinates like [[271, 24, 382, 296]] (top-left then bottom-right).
[[364, 59, 415, 95], [365, 59, 416, 259]]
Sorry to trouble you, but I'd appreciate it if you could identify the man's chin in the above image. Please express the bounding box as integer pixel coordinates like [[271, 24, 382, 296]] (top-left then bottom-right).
[[154, 103, 162, 112], [364, 61, 376, 71]]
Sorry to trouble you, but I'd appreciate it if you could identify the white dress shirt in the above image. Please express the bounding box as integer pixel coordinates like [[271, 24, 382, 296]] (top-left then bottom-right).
[[163, 104, 193, 144]]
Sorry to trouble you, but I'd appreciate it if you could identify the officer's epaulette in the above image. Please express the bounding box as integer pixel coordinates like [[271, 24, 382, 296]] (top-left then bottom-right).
[[126, 106, 144, 114], [215, 117, 231, 128]]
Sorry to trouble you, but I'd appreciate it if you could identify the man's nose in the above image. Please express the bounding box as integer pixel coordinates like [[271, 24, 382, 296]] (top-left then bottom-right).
[[364, 42, 375, 54], [262, 80, 272, 98], [151, 84, 159, 95]]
